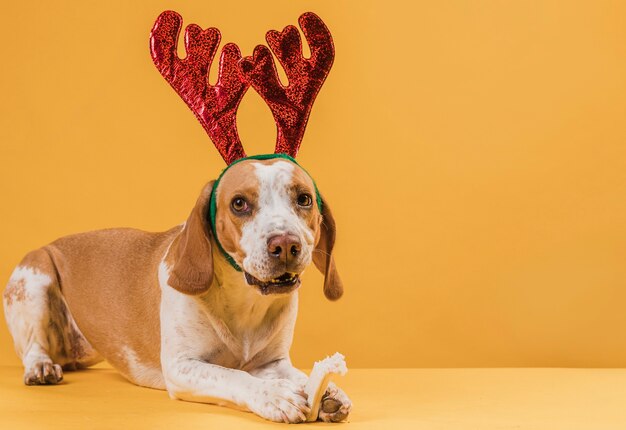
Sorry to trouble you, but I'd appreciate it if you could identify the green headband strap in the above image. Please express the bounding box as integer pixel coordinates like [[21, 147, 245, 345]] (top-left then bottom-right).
[[208, 153, 323, 272]]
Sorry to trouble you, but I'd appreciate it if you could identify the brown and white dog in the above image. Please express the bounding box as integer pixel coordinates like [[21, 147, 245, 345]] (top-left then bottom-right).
[[4, 10, 349, 423], [2, 157, 350, 423]]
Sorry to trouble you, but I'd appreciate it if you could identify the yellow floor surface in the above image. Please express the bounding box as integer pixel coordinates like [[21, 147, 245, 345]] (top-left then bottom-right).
[[1, 364, 626, 429]]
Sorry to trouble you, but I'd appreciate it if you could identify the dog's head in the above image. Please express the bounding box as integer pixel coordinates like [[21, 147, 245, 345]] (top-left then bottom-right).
[[152, 12, 340, 299], [168, 156, 342, 301]]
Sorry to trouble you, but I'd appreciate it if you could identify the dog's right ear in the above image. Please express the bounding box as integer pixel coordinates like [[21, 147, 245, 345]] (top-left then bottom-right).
[[168, 181, 215, 295], [313, 194, 344, 301]]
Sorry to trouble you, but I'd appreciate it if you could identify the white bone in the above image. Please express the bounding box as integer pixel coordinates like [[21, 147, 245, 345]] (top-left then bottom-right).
[[304, 352, 348, 422]]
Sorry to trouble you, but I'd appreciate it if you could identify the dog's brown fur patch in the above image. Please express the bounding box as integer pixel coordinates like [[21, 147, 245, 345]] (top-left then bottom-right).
[[3, 278, 26, 306]]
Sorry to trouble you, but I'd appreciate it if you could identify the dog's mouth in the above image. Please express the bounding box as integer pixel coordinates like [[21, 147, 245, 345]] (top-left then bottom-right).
[[244, 272, 301, 295]]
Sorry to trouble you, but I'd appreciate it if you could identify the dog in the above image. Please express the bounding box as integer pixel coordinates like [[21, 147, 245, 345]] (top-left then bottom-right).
[[4, 10, 350, 423], [3, 155, 351, 423]]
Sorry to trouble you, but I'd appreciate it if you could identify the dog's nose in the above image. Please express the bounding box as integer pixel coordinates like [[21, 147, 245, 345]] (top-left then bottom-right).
[[267, 234, 301, 261]]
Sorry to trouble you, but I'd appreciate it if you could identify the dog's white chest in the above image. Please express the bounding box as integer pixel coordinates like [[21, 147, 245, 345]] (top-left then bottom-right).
[[159, 262, 296, 371], [201, 291, 296, 369]]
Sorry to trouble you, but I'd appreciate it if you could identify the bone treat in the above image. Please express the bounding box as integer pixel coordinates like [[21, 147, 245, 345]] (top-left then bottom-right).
[[304, 352, 348, 422]]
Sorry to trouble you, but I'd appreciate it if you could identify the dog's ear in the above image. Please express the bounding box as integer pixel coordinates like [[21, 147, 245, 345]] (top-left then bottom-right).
[[313, 194, 343, 301], [168, 181, 215, 295]]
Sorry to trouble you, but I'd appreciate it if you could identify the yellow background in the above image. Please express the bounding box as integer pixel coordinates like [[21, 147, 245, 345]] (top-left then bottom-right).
[[1, 0, 625, 369]]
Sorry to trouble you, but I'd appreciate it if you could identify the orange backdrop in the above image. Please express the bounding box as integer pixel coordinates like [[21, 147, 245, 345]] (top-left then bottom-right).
[[1, 0, 625, 368]]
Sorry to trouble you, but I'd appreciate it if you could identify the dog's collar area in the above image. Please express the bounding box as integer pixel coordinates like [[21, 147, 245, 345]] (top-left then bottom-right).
[[208, 153, 322, 273]]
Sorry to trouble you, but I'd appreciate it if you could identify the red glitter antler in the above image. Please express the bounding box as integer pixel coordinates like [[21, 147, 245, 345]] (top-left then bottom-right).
[[239, 12, 335, 157], [150, 11, 249, 165]]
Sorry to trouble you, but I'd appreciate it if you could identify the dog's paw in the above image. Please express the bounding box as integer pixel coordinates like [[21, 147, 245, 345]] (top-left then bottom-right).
[[24, 361, 63, 385], [318, 384, 351, 422], [249, 378, 311, 423]]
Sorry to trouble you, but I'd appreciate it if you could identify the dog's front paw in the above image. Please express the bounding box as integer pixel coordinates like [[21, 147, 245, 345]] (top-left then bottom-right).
[[249, 378, 311, 423], [318, 384, 351, 422], [24, 360, 63, 385]]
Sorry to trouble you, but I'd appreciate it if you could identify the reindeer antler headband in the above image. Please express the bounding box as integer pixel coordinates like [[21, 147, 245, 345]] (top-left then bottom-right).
[[150, 11, 333, 271], [150, 10, 334, 164]]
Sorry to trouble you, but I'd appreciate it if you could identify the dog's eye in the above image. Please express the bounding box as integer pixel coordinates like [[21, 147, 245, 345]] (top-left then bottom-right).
[[297, 193, 313, 207], [231, 197, 250, 213]]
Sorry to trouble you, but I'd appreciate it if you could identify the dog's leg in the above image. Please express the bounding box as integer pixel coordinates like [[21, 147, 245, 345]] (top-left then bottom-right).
[[4, 255, 64, 385], [3, 249, 101, 385], [250, 358, 352, 422], [162, 358, 311, 423], [250, 358, 308, 387]]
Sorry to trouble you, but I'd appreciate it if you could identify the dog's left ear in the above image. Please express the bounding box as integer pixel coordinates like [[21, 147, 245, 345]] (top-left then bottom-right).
[[168, 181, 215, 295], [313, 194, 343, 301]]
